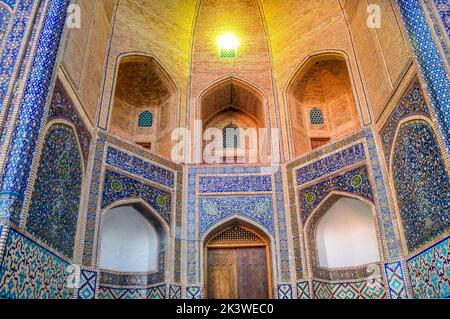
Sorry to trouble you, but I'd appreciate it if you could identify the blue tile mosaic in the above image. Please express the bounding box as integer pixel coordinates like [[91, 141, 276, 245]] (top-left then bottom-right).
[[384, 261, 408, 299], [77, 269, 97, 300], [48, 81, 91, 165], [199, 195, 274, 236], [392, 120, 450, 252], [407, 236, 450, 298], [298, 166, 373, 222], [296, 143, 366, 185], [0, 229, 71, 299], [198, 175, 272, 193], [0, 0, 70, 221], [106, 146, 175, 188], [26, 124, 82, 259], [0, 4, 10, 48], [397, 0, 450, 152], [0, 0, 16, 10], [380, 79, 430, 164], [102, 169, 172, 223], [97, 285, 166, 299]]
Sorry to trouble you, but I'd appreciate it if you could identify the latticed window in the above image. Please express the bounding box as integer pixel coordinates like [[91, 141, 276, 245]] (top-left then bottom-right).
[[138, 111, 153, 127], [310, 107, 324, 125], [222, 124, 240, 148]]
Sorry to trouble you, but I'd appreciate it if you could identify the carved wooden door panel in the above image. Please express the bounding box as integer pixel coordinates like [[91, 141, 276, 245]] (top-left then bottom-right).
[[236, 247, 268, 299]]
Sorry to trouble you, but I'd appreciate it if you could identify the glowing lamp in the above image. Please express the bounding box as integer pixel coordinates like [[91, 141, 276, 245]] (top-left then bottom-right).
[[217, 33, 239, 59]]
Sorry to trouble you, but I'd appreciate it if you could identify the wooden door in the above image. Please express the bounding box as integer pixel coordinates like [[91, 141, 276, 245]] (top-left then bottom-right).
[[207, 247, 269, 299], [237, 247, 268, 299], [207, 248, 237, 299]]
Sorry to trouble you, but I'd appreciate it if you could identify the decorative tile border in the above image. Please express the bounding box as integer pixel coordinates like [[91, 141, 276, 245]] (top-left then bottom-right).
[[77, 269, 97, 300], [0, 228, 71, 299], [97, 284, 166, 299], [313, 278, 386, 299], [296, 281, 310, 299], [199, 195, 274, 236], [186, 286, 202, 299], [277, 283, 293, 299], [296, 143, 366, 185], [407, 236, 450, 298], [384, 261, 408, 299], [198, 175, 272, 193]]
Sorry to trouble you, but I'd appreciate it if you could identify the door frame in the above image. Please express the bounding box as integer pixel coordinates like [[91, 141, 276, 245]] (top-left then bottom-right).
[[204, 225, 273, 299]]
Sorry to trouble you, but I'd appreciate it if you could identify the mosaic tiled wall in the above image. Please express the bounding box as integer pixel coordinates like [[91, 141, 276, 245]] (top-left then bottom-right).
[[26, 124, 83, 259], [287, 128, 401, 283], [407, 236, 450, 298], [81, 132, 180, 267], [0, 3, 11, 48], [312, 278, 386, 299], [392, 120, 450, 252], [0, 228, 71, 299], [97, 285, 166, 300], [0, 0, 70, 222], [397, 1, 450, 153], [186, 165, 291, 288]]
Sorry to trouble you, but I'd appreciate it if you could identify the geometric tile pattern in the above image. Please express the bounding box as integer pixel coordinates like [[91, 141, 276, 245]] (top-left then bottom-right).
[[296, 143, 366, 185], [77, 269, 97, 300], [392, 121, 450, 252], [106, 146, 175, 188], [168, 285, 181, 299], [198, 175, 272, 193], [432, 0, 450, 33], [384, 261, 408, 299], [102, 169, 172, 224], [277, 284, 293, 299], [186, 286, 202, 299], [380, 79, 430, 164], [199, 195, 274, 236], [48, 81, 91, 165], [0, 5, 11, 48], [407, 236, 450, 298], [26, 124, 82, 259], [97, 285, 166, 299], [313, 278, 386, 299], [298, 165, 373, 222], [0, 0, 70, 223], [397, 0, 450, 152], [0, 229, 71, 299], [296, 281, 310, 299]]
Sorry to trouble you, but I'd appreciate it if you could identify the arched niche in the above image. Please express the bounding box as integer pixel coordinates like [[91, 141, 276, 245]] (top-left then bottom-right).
[[200, 78, 268, 164], [109, 55, 177, 158], [305, 194, 382, 280], [98, 203, 167, 273], [203, 218, 273, 299], [391, 119, 450, 254], [287, 54, 361, 157]]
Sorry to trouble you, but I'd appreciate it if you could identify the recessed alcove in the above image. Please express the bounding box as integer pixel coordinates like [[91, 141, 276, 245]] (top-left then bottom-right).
[[109, 55, 176, 158], [287, 55, 361, 157]]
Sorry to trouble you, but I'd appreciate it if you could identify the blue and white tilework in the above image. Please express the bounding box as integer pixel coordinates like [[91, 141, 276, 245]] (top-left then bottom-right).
[[277, 284, 293, 299], [26, 124, 82, 259], [187, 165, 291, 285], [0, 0, 70, 221], [186, 286, 202, 299], [106, 146, 174, 188], [102, 169, 172, 223], [199, 175, 272, 193], [392, 121, 450, 252], [199, 195, 274, 235], [0, 228, 71, 298], [407, 236, 450, 298], [384, 261, 408, 299], [397, 0, 450, 152], [77, 269, 97, 300], [296, 143, 366, 185]]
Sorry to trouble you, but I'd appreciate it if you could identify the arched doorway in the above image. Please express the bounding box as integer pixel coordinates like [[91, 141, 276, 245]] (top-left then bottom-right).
[[205, 225, 272, 299]]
